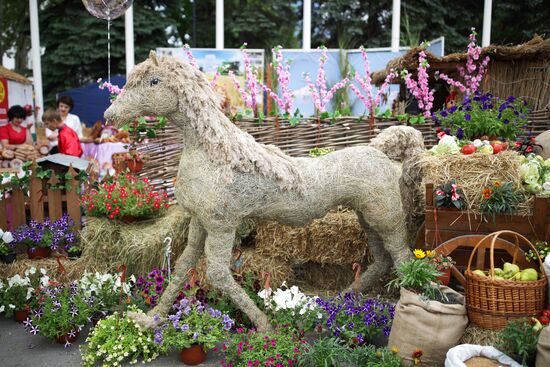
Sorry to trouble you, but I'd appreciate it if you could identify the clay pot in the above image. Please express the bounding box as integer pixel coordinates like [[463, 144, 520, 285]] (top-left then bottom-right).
[[127, 159, 144, 173], [55, 330, 80, 344], [437, 267, 452, 286], [27, 247, 51, 260], [179, 344, 207, 365], [14, 309, 29, 323], [0, 252, 16, 264]]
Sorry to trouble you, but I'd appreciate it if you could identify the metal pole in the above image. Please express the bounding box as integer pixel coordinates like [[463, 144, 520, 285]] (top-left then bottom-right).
[[125, 5, 135, 78], [303, 0, 311, 50], [215, 0, 224, 49], [391, 0, 401, 52], [29, 0, 43, 122], [192, 0, 196, 47], [482, 0, 492, 47]]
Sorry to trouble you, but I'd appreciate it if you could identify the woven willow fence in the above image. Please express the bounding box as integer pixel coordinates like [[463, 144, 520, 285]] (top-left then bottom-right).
[[135, 112, 550, 196]]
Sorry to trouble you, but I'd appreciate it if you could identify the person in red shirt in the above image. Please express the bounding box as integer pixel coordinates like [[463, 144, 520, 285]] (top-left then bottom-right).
[[0, 105, 33, 149], [42, 108, 83, 157]]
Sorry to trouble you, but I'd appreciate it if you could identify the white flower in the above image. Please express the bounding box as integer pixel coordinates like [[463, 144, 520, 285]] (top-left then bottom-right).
[[40, 268, 47, 275], [26, 287, 34, 300], [473, 139, 483, 147], [40, 276, 50, 287], [0, 305, 5, 313], [2, 231, 14, 244], [543, 182, 550, 191], [8, 304, 15, 309]]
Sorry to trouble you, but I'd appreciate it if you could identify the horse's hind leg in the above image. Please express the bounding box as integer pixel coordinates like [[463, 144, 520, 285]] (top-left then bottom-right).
[[204, 227, 273, 333]]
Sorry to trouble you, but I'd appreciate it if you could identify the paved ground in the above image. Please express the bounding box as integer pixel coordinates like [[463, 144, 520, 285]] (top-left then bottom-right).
[[0, 317, 223, 367]]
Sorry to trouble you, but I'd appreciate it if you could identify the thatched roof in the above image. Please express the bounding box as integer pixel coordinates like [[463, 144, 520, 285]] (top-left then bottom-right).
[[0, 65, 32, 85], [372, 36, 550, 85]]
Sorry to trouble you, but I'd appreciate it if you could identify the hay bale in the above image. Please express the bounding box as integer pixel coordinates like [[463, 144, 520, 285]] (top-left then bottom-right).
[[254, 208, 369, 265], [419, 150, 533, 215], [296, 262, 355, 291], [195, 248, 293, 289], [459, 324, 502, 346], [0, 256, 92, 281], [80, 207, 190, 276]]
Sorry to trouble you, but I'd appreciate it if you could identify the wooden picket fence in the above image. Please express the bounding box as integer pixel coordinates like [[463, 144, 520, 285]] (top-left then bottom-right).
[[0, 162, 84, 231]]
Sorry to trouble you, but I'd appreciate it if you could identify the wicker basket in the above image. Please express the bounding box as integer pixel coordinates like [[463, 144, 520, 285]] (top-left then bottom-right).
[[112, 152, 129, 173], [465, 230, 547, 330]]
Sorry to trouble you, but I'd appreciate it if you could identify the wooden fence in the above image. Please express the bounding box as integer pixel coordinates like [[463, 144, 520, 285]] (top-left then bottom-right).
[[0, 163, 82, 231]]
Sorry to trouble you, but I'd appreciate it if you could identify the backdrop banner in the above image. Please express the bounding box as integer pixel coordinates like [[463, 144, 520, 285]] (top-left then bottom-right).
[[0, 78, 8, 124]]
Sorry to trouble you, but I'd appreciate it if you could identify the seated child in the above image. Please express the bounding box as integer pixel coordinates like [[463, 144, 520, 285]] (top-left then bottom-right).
[[42, 108, 83, 157]]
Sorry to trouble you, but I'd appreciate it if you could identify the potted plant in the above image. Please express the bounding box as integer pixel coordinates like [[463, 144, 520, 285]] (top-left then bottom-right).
[[434, 180, 465, 210], [497, 318, 542, 366], [81, 173, 170, 221], [25, 281, 92, 346], [480, 180, 522, 224], [0, 268, 49, 322], [13, 214, 77, 260], [154, 298, 234, 365], [413, 249, 456, 286], [387, 251, 468, 366], [66, 244, 82, 259], [125, 150, 146, 173], [0, 229, 16, 264]]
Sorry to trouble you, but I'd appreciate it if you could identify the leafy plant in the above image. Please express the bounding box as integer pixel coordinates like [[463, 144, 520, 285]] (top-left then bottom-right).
[[514, 136, 543, 156], [154, 298, 234, 351], [308, 147, 335, 157], [119, 116, 167, 148], [387, 255, 442, 300], [220, 327, 306, 367], [497, 318, 541, 366], [433, 92, 529, 141], [480, 181, 522, 223], [349, 345, 402, 367], [315, 292, 394, 346], [13, 214, 77, 251], [81, 306, 167, 366], [434, 180, 465, 209], [26, 282, 91, 344], [526, 240, 549, 262], [81, 173, 170, 220], [79, 271, 134, 314], [297, 337, 351, 366]]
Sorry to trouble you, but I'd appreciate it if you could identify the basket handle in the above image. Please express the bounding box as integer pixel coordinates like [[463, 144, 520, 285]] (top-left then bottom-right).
[[466, 230, 547, 277]]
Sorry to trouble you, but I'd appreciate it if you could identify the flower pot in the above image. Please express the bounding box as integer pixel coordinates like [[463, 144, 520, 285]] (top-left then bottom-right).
[[127, 159, 144, 173], [179, 344, 207, 365], [14, 309, 29, 323], [68, 250, 82, 259], [27, 247, 51, 260], [55, 330, 80, 344], [0, 252, 16, 264], [437, 267, 452, 286]]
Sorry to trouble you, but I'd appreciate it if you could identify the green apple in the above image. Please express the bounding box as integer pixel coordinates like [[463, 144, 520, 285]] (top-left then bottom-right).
[[494, 275, 505, 281], [513, 272, 522, 280], [520, 268, 538, 281], [473, 269, 487, 277], [503, 262, 520, 277], [494, 268, 503, 276]]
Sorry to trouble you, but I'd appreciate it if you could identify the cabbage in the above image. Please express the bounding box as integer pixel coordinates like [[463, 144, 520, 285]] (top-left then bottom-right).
[[524, 180, 542, 194], [544, 171, 550, 184], [519, 161, 540, 182], [430, 135, 460, 155]]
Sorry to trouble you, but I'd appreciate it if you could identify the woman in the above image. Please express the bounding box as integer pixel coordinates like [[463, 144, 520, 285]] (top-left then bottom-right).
[[0, 105, 33, 149], [46, 95, 84, 152]]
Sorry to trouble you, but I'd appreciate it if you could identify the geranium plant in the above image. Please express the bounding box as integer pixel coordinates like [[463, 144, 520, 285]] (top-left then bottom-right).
[[81, 306, 167, 366], [220, 327, 307, 367], [154, 298, 234, 351], [315, 292, 394, 346], [480, 181, 522, 223], [434, 180, 465, 209], [13, 214, 77, 252], [81, 173, 170, 220], [26, 282, 92, 346]]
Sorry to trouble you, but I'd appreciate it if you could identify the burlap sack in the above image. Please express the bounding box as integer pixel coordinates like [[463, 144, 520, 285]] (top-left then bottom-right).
[[536, 325, 550, 367], [389, 286, 469, 366]]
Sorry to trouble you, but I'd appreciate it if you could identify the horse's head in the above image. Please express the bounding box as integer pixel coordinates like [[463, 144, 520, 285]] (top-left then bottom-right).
[[104, 51, 218, 127]]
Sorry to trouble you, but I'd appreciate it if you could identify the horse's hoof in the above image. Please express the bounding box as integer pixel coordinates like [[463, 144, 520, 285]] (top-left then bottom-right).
[[127, 311, 160, 330]]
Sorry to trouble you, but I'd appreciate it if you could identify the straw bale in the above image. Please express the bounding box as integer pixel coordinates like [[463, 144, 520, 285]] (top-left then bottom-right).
[[0, 256, 92, 281], [419, 150, 533, 215], [254, 208, 369, 265], [195, 248, 293, 289], [459, 324, 501, 346], [296, 262, 356, 291]]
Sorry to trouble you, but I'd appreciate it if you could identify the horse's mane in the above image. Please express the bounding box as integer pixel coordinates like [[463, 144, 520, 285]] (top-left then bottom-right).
[[134, 55, 302, 191]]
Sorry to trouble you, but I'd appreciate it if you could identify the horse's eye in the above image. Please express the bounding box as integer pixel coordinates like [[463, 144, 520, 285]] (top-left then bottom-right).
[[150, 78, 160, 86]]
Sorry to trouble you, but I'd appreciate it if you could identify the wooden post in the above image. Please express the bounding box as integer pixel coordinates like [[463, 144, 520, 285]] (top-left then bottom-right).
[[47, 174, 62, 221], [65, 166, 81, 229], [29, 161, 45, 223], [11, 187, 26, 229], [533, 196, 549, 241], [426, 183, 434, 207], [0, 188, 8, 230]]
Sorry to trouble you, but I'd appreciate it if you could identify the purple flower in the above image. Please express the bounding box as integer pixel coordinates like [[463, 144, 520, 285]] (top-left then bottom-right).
[[68, 330, 76, 338], [222, 314, 235, 331], [440, 110, 448, 118], [23, 318, 33, 328], [153, 314, 160, 322], [155, 276, 164, 284], [464, 113, 471, 121], [154, 329, 163, 344], [33, 309, 43, 318], [192, 332, 199, 340], [70, 307, 79, 317], [456, 128, 464, 139], [181, 323, 189, 332], [64, 340, 71, 348], [448, 106, 457, 114], [506, 96, 516, 103], [29, 325, 40, 335], [155, 285, 163, 293]]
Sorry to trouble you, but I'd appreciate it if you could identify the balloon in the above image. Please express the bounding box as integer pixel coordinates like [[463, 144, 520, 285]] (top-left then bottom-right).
[[82, 0, 133, 20]]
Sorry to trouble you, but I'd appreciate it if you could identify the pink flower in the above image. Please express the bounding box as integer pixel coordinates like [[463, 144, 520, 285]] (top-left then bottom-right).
[[451, 193, 461, 201]]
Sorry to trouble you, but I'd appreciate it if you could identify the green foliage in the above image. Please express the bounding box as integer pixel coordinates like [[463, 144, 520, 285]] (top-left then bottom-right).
[[297, 337, 351, 366], [526, 240, 549, 262], [434, 180, 465, 209], [81, 307, 167, 366], [387, 257, 441, 300], [309, 147, 335, 157], [397, 113, 425, 125], [480, 181, 522, 224], [497, 318, 541, 366], [349, 345, 402, 367]]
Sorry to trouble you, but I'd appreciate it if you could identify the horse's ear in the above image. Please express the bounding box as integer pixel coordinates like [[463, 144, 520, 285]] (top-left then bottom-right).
[[149, 50, 159, 66]]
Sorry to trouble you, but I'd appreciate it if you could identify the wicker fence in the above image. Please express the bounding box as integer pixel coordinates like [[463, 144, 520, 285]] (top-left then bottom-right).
[[0, 163, 82, 231]]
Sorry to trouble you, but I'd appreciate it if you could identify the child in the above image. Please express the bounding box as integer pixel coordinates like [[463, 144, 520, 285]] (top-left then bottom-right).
[[42, 108, 83, 157]]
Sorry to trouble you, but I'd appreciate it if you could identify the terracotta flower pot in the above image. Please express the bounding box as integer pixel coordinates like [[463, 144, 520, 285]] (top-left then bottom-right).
[[55, 330, 80, 344], [14, 309, 29, 323], [127, 159, 144, 173], [0, 252, 16, 264], [27, 247, 52, 260], [179, 344, 207, 365], [437, 267, 452, 286]]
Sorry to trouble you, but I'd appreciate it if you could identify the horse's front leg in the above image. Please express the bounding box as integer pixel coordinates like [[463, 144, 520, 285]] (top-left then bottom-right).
[[204, 227, 273, 333], [129, 216, 206, 329]]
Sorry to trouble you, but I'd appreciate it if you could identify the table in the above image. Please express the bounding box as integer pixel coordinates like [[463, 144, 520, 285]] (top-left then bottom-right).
[[81, 142, 128, 176]]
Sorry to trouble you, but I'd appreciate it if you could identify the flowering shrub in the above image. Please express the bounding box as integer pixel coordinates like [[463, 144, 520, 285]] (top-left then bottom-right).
[[220, 328, 307, 367], [154, 298, 234, 351], [26, 282, 92, 345], [518, 154, 550, 195], [401, 45, 434, 118], [434, 180, 465, 209], [257, 282, 321, 333], [134, 267, 171, 308], [81, 307, 167, 366], [81, 173, 170, 219], [432, 92, 529, 141], [262, 46, 295, 116], [13, 214, 76, 252], [230, 44, 263, 118], [315, 292, 394, 345], [480, 181, 522, 223], [0, 268, 50, 317]]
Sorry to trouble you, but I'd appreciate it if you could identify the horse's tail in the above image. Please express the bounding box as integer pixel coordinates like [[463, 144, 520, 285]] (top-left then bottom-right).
[[369, 126, 425, 245]]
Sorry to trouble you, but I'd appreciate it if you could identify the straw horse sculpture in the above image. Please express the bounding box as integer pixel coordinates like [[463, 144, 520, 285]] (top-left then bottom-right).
[[105, 52, 425, 331]]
